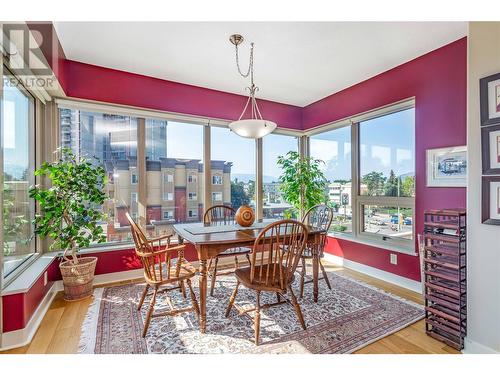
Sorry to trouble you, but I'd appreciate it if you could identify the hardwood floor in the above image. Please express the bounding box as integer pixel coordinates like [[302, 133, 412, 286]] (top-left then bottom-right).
[[1, 262, 459, 354]]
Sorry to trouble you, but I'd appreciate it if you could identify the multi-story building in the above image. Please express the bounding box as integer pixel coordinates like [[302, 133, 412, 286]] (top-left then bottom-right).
[[60, 108, 232, 242]]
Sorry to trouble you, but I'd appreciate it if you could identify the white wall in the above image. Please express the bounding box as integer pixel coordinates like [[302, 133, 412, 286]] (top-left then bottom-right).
[[466, 22, 500, 354]]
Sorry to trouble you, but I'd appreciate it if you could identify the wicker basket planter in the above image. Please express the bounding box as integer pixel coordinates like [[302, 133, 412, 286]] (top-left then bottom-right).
[[59, 257, 98, 301]]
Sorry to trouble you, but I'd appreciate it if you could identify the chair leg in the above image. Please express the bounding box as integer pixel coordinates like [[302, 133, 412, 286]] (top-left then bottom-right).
[[138, 284, 149, 311], [299, 257, 306, 299], [288, 285, 306, 330], [179, 281, 187, 298], [234, 255, 239, 269], [186, 278, 200, 317], [225, 281, 240, 317], [210, 257, 219, 297], [142, 287, 158, 338], [319, 259, 332, 290], [254, 290, 261, 346], [276, 292, 281, 303], [245, 253, 251, 266]]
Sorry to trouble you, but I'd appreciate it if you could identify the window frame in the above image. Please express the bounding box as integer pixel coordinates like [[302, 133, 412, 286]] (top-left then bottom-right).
[[305, 98, 416, 254], [1, 64, 40, 286]]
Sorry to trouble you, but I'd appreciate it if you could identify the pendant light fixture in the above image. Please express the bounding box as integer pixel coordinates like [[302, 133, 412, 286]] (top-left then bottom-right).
[[228, 34, 277, 139]]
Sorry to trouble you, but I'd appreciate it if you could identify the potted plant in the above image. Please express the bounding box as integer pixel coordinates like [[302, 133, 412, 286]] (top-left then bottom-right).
[[277, 151, 328, 219], [29, 148, 107, 301]]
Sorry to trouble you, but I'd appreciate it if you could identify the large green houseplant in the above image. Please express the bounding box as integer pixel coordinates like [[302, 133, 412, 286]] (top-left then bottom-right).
[[277, 151, 328, 219], [29, 148, 107, 301]]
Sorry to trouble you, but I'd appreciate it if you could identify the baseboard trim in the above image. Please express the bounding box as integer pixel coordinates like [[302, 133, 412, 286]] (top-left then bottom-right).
[[0, 282, 59, 351], [462, 338, 500, 354], [323, 253, 422, 294]]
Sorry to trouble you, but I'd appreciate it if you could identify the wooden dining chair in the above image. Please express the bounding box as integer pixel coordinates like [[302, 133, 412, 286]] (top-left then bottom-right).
[[225, 219, 309, 345], [298, 204, 334, 299], [203, 205, 251, 297], [126, 212, 199, 338]]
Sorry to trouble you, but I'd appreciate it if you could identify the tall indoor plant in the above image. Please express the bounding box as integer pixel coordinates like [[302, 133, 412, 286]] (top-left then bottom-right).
[[277, 151, 328, 219], [29, 148, 107, 301]]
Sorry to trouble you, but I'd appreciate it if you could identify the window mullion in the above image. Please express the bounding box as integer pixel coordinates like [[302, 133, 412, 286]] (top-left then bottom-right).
[[255, 138, 263, 220], [137, 118, 147, 228], [352, 122, 360, 238]]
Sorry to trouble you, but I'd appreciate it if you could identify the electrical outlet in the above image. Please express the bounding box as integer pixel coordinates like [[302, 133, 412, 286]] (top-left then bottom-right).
[[390, 253, 398, 265], [44, 271, 48, 286]]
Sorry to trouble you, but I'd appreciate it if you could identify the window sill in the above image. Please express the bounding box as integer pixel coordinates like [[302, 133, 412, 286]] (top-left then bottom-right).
[[327, 232, 417, 256], [1, 252, 59, 296]]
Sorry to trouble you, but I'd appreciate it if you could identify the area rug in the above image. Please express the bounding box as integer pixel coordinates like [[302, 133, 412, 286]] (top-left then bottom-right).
[[78, 271, 424, 354]]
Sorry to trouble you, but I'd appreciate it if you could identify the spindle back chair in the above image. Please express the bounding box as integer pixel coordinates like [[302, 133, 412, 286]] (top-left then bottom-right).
[[126, 212, 199, 337], [225, 219, 309, 345], [299, 204, 334, 299], [203, 205, 251, 296]]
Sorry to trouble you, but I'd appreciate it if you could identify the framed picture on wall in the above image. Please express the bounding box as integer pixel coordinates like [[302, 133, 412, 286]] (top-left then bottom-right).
[[480, 72, 500, 126], [482, 124, 500, 174], [482, 176, 500, 225], [426, 146, 467, 187]]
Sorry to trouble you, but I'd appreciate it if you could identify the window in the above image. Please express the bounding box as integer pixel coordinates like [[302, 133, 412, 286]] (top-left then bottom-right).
[[211, 126, 255, 209], [310, 126, 352, 234], [212, 192, 223, 202], [2, 70, 36, 278], [146, 120, 204, 235], [307, 103, 415, 252], [131, 172, 138, 184], [212, 175, 222, 185], [263, 133, 299, 219], [163, 210, 174, 220], [358, 108, 415, 244], [59, 108, 138, 244]]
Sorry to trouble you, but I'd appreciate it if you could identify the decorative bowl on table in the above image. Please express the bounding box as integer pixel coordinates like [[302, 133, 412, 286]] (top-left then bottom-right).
[[235, 205, 255, 227]]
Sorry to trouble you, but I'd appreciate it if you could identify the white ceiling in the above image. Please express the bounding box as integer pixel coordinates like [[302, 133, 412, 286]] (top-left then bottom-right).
[[54, 22, 467, 107]]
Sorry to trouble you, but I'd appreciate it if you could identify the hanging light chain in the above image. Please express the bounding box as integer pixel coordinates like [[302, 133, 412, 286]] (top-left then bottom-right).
[[235, 42, 254, 84]]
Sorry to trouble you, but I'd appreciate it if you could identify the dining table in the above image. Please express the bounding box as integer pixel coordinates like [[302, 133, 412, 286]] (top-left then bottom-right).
[[173, 219, 325, 333]]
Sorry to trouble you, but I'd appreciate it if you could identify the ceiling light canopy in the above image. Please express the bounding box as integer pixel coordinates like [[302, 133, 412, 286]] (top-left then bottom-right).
[[228, 34, 277, 139]]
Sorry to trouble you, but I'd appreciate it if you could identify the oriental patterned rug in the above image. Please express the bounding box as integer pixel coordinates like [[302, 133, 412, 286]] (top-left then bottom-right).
[[78, 271, 423, 354]]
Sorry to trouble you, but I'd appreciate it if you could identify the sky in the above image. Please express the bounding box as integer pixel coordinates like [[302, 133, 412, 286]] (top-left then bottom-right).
[[166, 122, 297, 181], [2, 80, 31, 180], [310, 108, 415, 181]]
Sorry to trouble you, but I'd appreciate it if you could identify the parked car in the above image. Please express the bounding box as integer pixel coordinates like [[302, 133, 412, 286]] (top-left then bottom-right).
[[404, 217, 412, 225]]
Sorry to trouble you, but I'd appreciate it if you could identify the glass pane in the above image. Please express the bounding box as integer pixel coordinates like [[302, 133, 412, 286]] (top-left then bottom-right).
[[310, 126, 352, 234], [60, 108, 138, 244], [145, 120, 204, 234], [362, 205, 413, 240], [263, 134, 298, 219], [2, 75, 36, 277], [359, 108, 415, 197], [211, 126, 255, 210]]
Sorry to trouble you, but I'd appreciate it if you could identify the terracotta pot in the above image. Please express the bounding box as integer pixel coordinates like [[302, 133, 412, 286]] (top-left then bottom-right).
[[59, 256, 98, 301], [235, 205, 255, 227]]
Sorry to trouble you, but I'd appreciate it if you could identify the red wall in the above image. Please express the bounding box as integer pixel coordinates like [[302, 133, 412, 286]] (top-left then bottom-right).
[[60, 60, 303, 130], [303, 37, 467, 281]]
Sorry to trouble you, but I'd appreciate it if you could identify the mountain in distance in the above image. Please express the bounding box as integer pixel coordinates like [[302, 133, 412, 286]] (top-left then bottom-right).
[[231, 173, 279, 183]]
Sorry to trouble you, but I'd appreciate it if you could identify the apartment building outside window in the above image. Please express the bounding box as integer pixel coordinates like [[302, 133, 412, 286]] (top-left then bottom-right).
[[131, 172, 138, 184], [163, 192, 173, 201], [188, 174, 197, 183], [188, 192, 197, 200]]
